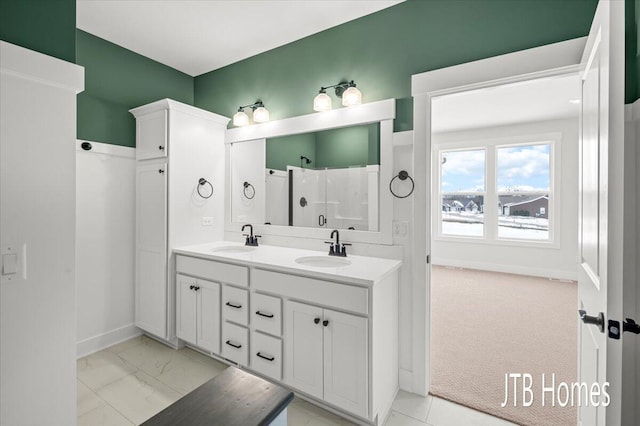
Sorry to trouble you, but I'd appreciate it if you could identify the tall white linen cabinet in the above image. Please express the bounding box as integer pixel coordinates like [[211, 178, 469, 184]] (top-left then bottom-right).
[[130, 99, 229, 344]]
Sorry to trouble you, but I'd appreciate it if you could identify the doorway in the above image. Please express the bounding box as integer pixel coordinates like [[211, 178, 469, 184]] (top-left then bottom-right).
[[426, 74, 580, 425], [411, 4, 629, 423]]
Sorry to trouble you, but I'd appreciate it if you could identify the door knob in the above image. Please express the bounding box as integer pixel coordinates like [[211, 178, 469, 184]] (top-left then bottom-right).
[[578, 310, 605, 333]]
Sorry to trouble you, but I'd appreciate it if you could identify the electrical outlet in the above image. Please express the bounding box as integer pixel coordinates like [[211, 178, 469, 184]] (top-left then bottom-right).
[[201, 217, 214, 226], [393, 220, 408, 237]]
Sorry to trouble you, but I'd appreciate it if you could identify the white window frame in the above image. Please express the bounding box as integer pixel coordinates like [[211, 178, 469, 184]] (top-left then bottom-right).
[[433, 132, 561, 248]]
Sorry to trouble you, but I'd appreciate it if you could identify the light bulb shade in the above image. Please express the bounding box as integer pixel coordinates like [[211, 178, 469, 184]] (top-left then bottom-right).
[[342, 86, 362, 107], [253, 106, 270, 123], [233, 110, 249, 126], [313, 92, 332, 112]]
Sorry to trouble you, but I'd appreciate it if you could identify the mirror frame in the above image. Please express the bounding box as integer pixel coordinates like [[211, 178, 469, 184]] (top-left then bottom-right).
[[225, 98, 395, 245]]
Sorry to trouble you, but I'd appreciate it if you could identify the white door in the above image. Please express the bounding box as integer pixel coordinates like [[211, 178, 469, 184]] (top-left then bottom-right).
[[136, 109, 167, 160], [323, 309, 368, 418], [198, 279, 221, 354], [176, 274, 197, 344], [577, 1, 624, 425], [135, 161, 168, 337], [284, 300, 324, 399]]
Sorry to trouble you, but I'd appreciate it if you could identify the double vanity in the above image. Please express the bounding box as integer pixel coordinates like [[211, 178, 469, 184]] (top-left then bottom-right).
[[130, 97, 402, 424], [173, 241, 400, 425]]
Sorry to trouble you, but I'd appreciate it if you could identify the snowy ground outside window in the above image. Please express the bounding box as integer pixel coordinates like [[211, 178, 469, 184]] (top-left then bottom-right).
[[442, 212, 549, 240]]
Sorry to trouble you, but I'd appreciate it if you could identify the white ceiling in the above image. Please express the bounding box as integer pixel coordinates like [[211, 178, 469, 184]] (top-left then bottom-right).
[[77, 0, 403, 77], [432, 74, 580, 134]]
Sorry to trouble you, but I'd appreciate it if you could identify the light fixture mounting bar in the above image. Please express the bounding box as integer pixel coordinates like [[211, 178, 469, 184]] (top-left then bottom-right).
[[237, 101, 264, 112], [319, 80, 356, 96]]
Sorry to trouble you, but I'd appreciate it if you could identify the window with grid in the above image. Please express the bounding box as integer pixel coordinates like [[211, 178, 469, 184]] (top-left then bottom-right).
[[437, 141, 553, 243]]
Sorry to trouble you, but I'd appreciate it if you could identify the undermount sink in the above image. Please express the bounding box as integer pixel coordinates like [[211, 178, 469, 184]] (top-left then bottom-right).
[[295, 256, 352, 268], [211, 245, 256, 253]]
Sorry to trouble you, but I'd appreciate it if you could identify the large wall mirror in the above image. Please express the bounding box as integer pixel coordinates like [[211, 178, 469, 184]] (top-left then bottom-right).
[[225, 99, 395, 245]]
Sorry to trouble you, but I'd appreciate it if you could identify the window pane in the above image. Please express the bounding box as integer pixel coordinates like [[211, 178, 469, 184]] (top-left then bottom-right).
[[497, 144, 550, 192], [441, 149, 485, 193], [498, 194, 549, 240], [442, 195, 484, 237]]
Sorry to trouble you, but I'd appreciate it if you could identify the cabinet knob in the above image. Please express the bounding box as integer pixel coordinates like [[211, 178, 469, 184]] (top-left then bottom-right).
[[323, 320, 329, 327], [158, 145, 165, 151], [189, 285, 194, 290], [158, 169, 165, 174], [314, 317, 320, 325]]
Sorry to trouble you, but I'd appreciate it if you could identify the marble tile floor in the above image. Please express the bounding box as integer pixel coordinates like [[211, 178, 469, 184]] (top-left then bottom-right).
[[77, 336, 517, 426]]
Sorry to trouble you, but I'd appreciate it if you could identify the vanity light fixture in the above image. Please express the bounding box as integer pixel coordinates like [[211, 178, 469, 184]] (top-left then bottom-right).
[[233, 101, 270, 126], [313, 80, 362, 112]]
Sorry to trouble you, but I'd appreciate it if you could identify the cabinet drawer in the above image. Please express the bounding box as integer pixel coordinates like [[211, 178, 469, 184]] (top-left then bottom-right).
[[222, 322, 248, 366], [251, 331, 282, 381], [253, 269, 369, 315], [222, 285, 249, 326], [252, 293, 282, 336], [176, 255, 248, 287]]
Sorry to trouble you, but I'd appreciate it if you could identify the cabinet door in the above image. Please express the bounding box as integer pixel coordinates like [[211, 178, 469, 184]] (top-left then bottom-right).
[[136, 109, 167, 160], [176, 274, 197, 344], [284, 300, 324, 399], [323, 309, 368, 418], [135, 162, 167, 337], [197, 279, 220, 354]]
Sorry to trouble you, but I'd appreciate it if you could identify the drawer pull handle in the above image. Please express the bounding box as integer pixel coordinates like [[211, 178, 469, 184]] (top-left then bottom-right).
[[256, 352, 275, 362], [256, 311, 274, 318], [226, 302, 242, 309], [225, 340, 242, 349]]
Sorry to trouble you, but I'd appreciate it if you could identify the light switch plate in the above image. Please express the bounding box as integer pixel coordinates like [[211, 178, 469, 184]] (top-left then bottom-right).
[[1, 244, 23, 284]]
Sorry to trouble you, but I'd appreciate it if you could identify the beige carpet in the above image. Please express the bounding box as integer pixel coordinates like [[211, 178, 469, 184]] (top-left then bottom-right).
[[430, 266, 577, 426]]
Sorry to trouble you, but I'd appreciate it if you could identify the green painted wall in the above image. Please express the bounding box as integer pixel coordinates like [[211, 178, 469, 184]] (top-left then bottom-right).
[[315, 124, 378, 168], [636, 0, 640, 102], [0, 0, 76, 62], [266, 124, 378, 170], [626, 0, 639, 103], [76, 30, 194, 147], [194, 0, 599, 131], [266, 133, 316, 171]]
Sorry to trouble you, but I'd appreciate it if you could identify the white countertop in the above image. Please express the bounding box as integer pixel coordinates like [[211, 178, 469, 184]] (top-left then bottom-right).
[[173, 241, 401, 287]]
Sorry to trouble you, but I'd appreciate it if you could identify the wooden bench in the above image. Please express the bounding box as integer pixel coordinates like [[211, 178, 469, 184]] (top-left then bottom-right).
[[142, 366, 293, 426]]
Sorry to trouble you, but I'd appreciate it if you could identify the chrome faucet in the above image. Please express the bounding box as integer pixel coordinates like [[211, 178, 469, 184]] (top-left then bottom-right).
[[325, 229, 350, 257], [241, 224, 260, 246]]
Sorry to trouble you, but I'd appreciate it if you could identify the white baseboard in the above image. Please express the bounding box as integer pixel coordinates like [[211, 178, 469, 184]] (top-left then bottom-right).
[[431, 257, 577, 281], [399, 368, 413, 392], [76, 324, 142, 359]]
